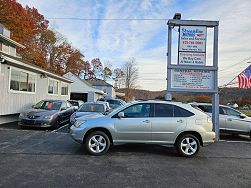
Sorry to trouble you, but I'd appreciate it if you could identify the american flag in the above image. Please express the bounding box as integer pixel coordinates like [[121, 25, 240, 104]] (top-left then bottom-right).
[[238, 65, 251, 89]]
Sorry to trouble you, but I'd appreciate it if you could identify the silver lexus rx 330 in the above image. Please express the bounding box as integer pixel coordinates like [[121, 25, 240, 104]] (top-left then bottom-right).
[[70, 100, 215, 157]]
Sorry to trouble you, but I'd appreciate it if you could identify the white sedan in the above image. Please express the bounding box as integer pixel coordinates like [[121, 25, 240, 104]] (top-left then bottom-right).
[[192, 103, 251, 138]]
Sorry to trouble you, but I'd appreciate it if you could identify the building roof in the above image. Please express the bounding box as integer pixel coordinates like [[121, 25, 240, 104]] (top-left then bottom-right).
[[1, 52, 73, 83], [63, 72, 105, 95], [86, 79, 113, 87]]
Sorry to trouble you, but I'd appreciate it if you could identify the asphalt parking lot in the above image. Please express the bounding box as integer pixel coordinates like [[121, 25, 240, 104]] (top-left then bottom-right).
[[0, 123, 251, 188]]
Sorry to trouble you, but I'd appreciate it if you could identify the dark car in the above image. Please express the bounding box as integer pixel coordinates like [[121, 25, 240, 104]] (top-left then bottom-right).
[[97, 98, 126, 109], [18, 100, 75, 129], [68, 100, 84, 110], [69, 102, 110, 126]]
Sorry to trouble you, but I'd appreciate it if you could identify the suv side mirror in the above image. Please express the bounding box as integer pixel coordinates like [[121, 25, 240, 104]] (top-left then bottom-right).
[[240, 113, 246, 118], [118, 112, 125, 118]]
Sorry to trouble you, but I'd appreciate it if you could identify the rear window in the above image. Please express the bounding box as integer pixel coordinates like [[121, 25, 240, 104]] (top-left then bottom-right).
[[174, 106, 194, 117], [154, 104, 194, 117]]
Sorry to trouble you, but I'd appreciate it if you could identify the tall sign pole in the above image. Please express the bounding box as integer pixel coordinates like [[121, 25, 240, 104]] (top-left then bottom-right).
[[166, 15, 220, 141]]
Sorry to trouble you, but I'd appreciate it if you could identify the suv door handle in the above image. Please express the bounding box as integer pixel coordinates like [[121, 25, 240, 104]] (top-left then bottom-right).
[[227, 118, 232, 121], [177, 120, 184, 123], [143, 120, 150, 123]]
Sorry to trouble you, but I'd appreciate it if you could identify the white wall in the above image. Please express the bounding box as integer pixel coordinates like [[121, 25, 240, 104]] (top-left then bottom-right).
[[0, 64, 70, 115], [87, 92, 103, 102], [63, 73, 104, 102]]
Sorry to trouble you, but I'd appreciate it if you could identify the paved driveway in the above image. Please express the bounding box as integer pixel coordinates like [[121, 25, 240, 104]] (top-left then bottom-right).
[[0, 125, 251, 188]]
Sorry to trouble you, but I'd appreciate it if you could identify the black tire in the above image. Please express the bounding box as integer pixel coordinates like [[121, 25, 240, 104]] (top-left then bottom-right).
[[175, 134, 200, 157], [52, 119, 60, 129], [85, 131, 110, 156]]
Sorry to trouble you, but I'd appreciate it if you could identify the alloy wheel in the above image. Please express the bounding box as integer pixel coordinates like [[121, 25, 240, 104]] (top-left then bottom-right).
[[88, 135, 107, 154], [180, 137, 198, 156]]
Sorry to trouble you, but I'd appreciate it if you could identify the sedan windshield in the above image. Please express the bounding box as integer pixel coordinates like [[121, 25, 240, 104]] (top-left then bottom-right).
[[33, 101, 62, 110], [78, 104, 105, 113]]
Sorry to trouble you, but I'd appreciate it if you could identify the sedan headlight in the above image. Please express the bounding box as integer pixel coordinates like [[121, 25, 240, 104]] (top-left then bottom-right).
[[19, 113, 25, 118], [74, 120, 86, 128], [70, 113, 76, 123], [44, 115, 54, 120]]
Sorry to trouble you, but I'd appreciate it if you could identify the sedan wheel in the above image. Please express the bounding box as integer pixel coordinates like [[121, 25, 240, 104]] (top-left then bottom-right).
[[176, 134, 200, 157], [85, 131, 110, 156]]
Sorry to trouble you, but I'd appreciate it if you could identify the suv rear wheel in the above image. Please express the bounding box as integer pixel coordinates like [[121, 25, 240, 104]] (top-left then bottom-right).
[[85, 131, 110, 156], [176, 134, 200, 157]]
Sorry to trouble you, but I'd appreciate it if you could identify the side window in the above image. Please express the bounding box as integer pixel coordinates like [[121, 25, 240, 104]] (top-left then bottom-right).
[[61, 102, 67, 110], [174, 106, 194, 117], [219, 107, 225, 115], [123, 104, 151, 118], [198, 105, 212, 113], [222, 107, 240, 117], [154, 104, 173, 117]]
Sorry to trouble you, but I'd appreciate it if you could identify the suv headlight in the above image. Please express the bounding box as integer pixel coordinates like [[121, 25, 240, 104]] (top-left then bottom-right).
[[74, 120, 86, 128]]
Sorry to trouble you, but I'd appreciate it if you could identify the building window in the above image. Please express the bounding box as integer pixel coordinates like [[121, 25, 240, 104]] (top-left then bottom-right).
[[61, 82, 68, 95], [48, 79, 59, 95], [2, 43, 9, 54], [9, 68, 36, 93], [9, 45, 16, 56]]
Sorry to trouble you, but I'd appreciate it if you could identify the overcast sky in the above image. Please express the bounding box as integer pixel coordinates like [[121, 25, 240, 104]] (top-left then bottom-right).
[[17, 0, 251, 91]]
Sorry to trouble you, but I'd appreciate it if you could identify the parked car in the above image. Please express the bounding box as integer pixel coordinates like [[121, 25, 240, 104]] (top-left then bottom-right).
[[19, 100, 75, 129], [69, 102, 110, 126], [68, 100, 84, 110], [97, 98, 126, 109], [191, 103, 251, 138], [70, 100, 215, 157]]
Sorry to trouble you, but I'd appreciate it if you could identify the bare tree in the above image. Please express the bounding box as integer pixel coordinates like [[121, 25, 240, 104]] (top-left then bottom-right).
[[122, 57, 138, 99]]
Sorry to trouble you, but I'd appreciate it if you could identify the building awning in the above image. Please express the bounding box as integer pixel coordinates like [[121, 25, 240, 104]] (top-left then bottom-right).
[[0, 34, 25, 48]]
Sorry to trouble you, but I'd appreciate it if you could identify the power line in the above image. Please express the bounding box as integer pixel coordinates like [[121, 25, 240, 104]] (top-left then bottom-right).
[[46, 17, 168, 21], [218, 57, 251, 72]]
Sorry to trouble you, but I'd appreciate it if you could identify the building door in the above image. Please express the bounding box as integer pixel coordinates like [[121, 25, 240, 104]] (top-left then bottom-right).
[[70, 93, 88, 102]]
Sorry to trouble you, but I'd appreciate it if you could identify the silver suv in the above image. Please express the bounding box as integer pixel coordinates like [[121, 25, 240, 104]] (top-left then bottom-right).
[[70, 100, 215, 157]]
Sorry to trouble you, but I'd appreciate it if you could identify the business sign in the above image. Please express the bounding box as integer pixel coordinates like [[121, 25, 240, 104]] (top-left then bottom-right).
[[178, 52, 206, 65], [170, 69, 214, 90], [179, 26, 207, 52]]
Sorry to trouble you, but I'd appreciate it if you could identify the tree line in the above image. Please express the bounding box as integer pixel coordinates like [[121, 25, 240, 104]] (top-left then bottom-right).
[[0, 0, 138, 100]]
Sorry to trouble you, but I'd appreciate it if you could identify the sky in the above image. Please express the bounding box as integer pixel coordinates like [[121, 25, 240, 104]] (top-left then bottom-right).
[[16, 0, 251, 91]]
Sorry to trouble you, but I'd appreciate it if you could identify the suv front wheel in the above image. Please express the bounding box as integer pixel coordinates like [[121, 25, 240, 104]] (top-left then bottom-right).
[[85, 131, 110, 156], [176, 134, 200, 157]]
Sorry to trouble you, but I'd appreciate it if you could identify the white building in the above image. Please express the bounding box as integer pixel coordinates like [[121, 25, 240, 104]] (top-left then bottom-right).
[[0, 24, 72, 124], [63, 72, 104, 102], [86, 79, 116, 98]]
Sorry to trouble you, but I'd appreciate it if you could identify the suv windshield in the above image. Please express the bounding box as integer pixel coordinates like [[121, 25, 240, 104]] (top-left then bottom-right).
[[78, 104, 105, 113], [33, 101, 62, 110]]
